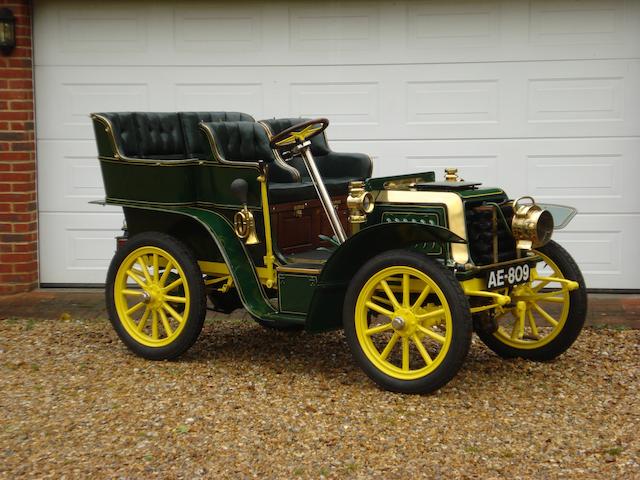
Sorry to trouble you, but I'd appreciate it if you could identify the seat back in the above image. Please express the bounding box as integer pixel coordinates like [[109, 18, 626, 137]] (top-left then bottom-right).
[[202, 121, 275, 164], [180, 111, 255, 159], [97, 112, 140, 158], [132, 112, 186, 159]]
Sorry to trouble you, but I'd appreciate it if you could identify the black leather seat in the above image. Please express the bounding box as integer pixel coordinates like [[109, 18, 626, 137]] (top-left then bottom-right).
[[259, 118, 373, 200], [94, 111, 254, 160]]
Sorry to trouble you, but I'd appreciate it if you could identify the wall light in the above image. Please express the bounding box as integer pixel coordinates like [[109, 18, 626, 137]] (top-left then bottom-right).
[[0, 8, 16, 56]]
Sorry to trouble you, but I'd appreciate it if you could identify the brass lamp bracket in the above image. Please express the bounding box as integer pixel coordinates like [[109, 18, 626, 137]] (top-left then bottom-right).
[[347, 181, 374, 224]]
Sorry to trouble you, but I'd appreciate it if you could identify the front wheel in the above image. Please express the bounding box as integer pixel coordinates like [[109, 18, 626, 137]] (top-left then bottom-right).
[[475, 240, 587, 361], [106, 232, 206, 360], [343, 250, 472, 394]]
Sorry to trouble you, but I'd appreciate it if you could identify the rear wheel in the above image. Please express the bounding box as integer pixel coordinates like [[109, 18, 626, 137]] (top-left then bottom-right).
[[475, 240, 587, 360], [343, 250, 472, 394], [106, 232, 206, 360]]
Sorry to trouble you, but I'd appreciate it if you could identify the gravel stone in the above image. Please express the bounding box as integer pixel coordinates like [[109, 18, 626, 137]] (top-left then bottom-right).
[[0, 315, 638, 479]]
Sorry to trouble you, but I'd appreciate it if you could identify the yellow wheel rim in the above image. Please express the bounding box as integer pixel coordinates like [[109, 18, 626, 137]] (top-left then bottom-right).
[[492, 251, 570, 349], [354, 266, 453, 381], [114, 246, 191, 348]]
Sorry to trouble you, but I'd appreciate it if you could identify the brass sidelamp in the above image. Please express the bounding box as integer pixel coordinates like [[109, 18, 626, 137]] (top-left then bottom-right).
[[347, 181, 374, 224]]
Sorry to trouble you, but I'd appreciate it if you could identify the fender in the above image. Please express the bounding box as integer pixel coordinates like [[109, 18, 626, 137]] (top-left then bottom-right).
[[305, 222, 466, 332], [105, 201, 283, 321]]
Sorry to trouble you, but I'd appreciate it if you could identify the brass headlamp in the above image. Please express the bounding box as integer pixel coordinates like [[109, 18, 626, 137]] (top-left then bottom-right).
[[347, 181, 374, 224], [511, 196, 553, 250]]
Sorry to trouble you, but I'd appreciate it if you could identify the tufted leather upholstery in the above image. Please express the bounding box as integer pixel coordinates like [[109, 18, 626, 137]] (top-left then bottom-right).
[[94, 111, 255, 160], [98, 112, 140, 158], [180, 111, 255, 159], [202, 121, 275, 164]]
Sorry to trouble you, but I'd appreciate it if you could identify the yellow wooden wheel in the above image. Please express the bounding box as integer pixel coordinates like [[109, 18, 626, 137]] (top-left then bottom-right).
[[476, 240, 587, 360], [106, 233, 206, 360], [344, 250, 472, 394]]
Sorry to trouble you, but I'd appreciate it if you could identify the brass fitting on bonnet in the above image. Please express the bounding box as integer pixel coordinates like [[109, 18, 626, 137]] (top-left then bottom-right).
[[347, 181, 374, 224], [511, 196, 553, 250]]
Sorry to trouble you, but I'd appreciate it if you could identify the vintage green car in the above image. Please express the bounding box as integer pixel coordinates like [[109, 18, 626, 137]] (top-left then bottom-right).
[[91, 111, 587, 394]]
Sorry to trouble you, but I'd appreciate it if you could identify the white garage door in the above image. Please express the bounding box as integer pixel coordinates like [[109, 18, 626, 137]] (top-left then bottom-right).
[[34, 0, 640, 288]]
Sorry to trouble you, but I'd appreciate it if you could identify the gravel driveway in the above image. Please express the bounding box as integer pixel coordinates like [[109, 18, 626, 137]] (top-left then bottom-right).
[[0, 315, 638, 479]]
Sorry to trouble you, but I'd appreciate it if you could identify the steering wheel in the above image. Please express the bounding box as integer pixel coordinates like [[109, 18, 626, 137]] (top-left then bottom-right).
[[268, 118, 329, 149]]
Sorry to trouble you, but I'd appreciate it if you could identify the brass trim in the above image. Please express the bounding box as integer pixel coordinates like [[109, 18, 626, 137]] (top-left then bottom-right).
[[98, 156, 200, 166], [259, 121, 302, 182], [276, 266, 322, 275], [375, 190, 469, 264], [199, 122, 262, 168]]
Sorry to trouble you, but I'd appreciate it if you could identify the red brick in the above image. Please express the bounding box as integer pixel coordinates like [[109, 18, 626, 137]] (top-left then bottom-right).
[[0, 69, 32, 79], [9, 101, 33, 111], [10, 142, 34, 151], [12, 242, 37, 253], [12, 201, 37, 213], [0, 111, 32, 120], [2, 90, 32, 100], [0, 131, 26, 141], [13, 261, 38, 274], [3, 152, 31, 161], [7, 79, 32, 90], [0, 192, 36, 203], [1, 252, 36, 264], [0, 263, 12, 274], [0, 122, 9, 130], [12, 222, 37, 233], [0, 212, 34, 223], [1, 232, 37, 243], [10, 182, 35, 193], [10, 157, 35, 167]]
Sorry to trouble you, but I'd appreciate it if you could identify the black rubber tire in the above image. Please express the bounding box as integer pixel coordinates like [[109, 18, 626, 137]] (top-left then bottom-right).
[[106, 232, 206, 360], [343, 250, 472, 394], [476, 240, 587, 361]]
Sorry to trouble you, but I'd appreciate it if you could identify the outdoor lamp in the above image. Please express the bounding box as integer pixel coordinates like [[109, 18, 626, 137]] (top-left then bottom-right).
[[0, 8, 16, 56]]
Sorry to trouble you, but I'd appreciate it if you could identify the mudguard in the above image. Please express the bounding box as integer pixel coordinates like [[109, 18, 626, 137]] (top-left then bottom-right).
[[305, 222, 466, 332]]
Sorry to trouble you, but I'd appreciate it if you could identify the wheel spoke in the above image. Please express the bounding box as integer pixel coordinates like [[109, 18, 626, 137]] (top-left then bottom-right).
[[401, 337, 410, 371], [371, 295, 393, 307], [122, 289, 144, 297], [152, 253, 159, 282], [162, 302, 184, 324], [158, 261, 174, 287], [402, 273, 410, 307], [527, 309, 540, 339], [126, 301, 145, 316], [365, 322, 393, 336], [532, 279, 551, 294], [159, 309, 173, 337], [380, 332, 399, 360], [532, 290, 566, 303], [365, 301, 395, 319], [380, 280, 401, 310], [137, 256, 151, 283], [151, 311, 159, 339], [417, 325, 446, 344], [136, 308, 150, 332], [511, 307, 526, 340], [411, 284, 431, 311], [126, 270, 147, 289], [164, 295, 187, 304], [162, 277, 183, 293], [415, 308, 444, 321], [531, 303, 558, 327], [412, 334, 433, 366]]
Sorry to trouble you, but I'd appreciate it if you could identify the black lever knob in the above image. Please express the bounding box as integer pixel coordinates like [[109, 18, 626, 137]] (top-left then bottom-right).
[[230, 178, 248, 205]]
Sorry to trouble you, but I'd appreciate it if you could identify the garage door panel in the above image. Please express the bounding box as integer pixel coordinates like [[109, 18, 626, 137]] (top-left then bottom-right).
[[35, 0, 640, 66], [39, 213, 123, 284], [37, 141, 118, 213], [174, 82, 267, 118], [552, 215, 640, 289]]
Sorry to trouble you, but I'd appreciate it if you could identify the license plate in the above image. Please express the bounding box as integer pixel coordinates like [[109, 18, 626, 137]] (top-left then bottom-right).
[[486, 264, 531, 289]]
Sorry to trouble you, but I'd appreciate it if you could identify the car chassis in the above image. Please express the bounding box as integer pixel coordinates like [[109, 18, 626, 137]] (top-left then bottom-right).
[[92, 113, 587, 394]]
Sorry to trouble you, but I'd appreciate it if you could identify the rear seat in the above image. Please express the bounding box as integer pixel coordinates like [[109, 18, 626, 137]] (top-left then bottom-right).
[[92, 111, 255, 160]]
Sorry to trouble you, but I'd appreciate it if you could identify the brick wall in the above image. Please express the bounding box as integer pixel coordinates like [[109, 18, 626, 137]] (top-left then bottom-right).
[[0, 0, 38, 295]]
